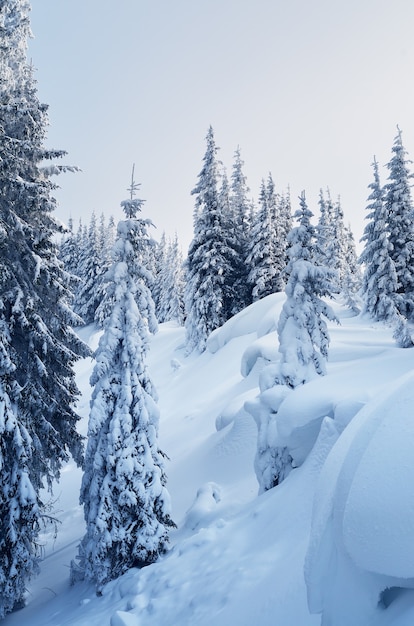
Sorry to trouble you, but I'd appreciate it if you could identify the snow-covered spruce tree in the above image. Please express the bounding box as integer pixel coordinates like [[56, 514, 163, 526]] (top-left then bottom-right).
[[152, 232, 168, 321], [229, 146, 253, 312], [157, 235, 185, 325], [341, 225, 362, 314], [94, 213, 118, 328], [74, 173, 175, 594], [0, 0, 88, 614], [75, 211, 104, 324], [279, 187, 292, 248], [359, 156, 413, 346], [61, 218, 85, 279], [58, 217, 83, 310], [277, 192, 337, 388], [246, 175, 285, 300], [185, 127, 240, 352], [383, 127, 414, 318], [314, 188, 334, 267], [330, 197, 348, 288], [218, 170, 247, 319], [359, 157, 400, 322], [276, 192, 338, 387], [59, 217, 77, 274], [253, 193, 338, 493], [0, 321, 40, 618]]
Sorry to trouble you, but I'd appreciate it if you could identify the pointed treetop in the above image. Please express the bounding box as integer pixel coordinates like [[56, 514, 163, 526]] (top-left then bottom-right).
[[127, 163, 141, 199], [121, 164, 145, 218]]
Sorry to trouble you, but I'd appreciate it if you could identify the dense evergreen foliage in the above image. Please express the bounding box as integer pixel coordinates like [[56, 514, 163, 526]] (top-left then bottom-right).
[[0, 0, 88, 615], [73, 177, 175, 593], [254, 192, 338, 493], [382, 128, 414, 318], [185, 127, 241, 352], [360, 158, 399, 321]]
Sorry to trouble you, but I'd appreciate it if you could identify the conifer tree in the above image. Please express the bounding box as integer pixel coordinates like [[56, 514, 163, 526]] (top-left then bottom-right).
[[229, 146, 252, 312], [218, 170, 246, 318], [0, 1, 88, 614], [94, 214, 118, 328], [246, 175, 286, 300], [330, 197, 348, 287], [185, 127, 239, 352], [254, 193, 338, 493], [74, 171, 175, 593], [315, 188, 334, 267], [75, 211, 103, 324], [58, 218, 83, 311], [383, 127, 414, 318], [59, 217, 77, 274], [279, 188, 293, 247], [359, 157, 399, 321], [157, 235, 185, 325], [341, 225, 362, 314], [0, 321, 40, 617], [152, 232, 168, 320], [276, 192, 338, 387]]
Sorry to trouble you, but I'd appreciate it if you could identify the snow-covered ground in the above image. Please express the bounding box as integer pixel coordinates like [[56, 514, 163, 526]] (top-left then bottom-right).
[[5, 294, 414, 626]]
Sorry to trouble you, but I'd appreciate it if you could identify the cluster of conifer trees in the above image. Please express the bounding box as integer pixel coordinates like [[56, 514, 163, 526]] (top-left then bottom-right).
[[62, 126, 362, 355]]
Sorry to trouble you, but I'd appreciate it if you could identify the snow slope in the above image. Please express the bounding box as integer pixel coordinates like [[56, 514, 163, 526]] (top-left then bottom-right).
[[4, 294, 414, 625]]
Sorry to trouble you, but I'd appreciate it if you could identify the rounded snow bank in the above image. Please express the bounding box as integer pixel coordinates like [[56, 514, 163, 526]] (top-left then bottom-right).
[[207, 293, 284, 354], [340, 373, 414, 577], [306, 372, 414, 624]]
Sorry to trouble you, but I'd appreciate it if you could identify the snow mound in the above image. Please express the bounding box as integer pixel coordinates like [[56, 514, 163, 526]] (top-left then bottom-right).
[[306, 372, 414, 625], [240, 332, 279, 377], [207, 293, 284, 354], [183, 482, 222, 531]]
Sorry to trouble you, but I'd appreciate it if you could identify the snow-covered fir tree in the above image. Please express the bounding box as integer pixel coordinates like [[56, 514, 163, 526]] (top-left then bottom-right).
[[229, 146, 253, 312], [185, 127, 240, 352], [58, 217, 83, 309], [157, 235, 185, 325], [359, 156, 413, 346], [254, 193, 338, 493], [75, 211, 103, 324], [59, 217, 77, 275], [0, 1, 88, 615], [218, 170, 247, 318], [383, 127, 414, 318], [341, 225, 362, 314], [278, 187, 293, 248], [246, 175, 286, 301], [314, 188, 334, 267], [0, 320, 40, 618], [152, 232, 168, 320], [74, 173, 174, 593], [276, 191, 338, 387], [330, 197, 348, 288], [359, 157, 399, 322], [94, 213, 118, 327]]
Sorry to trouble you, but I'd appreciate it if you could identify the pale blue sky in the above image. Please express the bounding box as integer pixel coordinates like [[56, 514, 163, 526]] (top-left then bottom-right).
[[29, 0, 414, 250]]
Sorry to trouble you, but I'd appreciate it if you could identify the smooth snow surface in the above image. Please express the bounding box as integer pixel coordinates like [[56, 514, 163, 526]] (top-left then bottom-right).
[[4, 295, 414, 625]]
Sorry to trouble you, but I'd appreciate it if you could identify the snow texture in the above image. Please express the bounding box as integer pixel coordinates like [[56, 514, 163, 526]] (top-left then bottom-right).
[[5, 297, 414, 626]]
